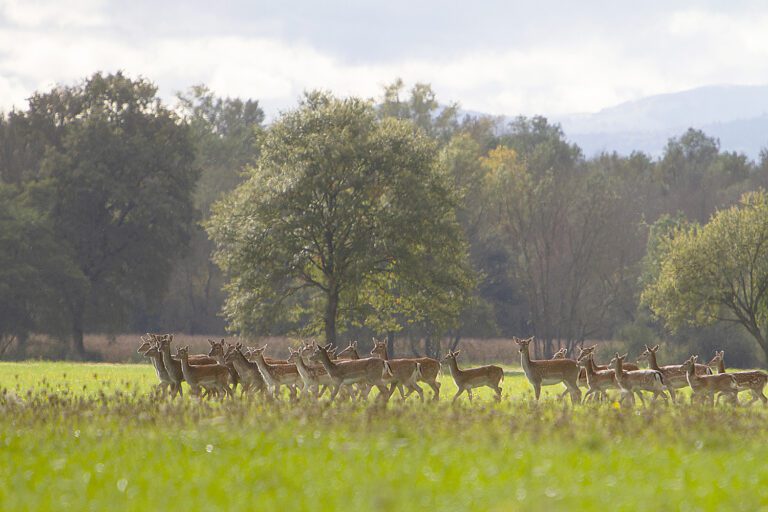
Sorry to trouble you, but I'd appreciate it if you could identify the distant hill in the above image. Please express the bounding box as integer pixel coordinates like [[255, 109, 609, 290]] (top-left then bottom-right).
[[551, 85, 768, 159]]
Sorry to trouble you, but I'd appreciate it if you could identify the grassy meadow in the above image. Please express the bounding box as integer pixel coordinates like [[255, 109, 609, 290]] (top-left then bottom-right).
[[1, 361, 768, 511]]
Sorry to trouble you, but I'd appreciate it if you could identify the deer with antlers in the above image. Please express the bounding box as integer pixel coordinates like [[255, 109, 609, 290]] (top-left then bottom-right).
[[442, 349, 502, 403], [514, 336, 581, 403], [706, 350, 768, 405]]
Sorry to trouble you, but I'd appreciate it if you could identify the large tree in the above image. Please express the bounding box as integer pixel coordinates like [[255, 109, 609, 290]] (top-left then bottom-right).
[[207, 92, 472, 344], [642, 190, 768, 364], [9, 72, 198, 357]]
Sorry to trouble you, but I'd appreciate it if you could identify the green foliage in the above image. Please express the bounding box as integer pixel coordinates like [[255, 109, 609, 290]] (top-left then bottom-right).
[[0, 185, 85, 349], [207, 92, 472, 342], [643, 190, 768, 360], [2, 72, 199, 356]]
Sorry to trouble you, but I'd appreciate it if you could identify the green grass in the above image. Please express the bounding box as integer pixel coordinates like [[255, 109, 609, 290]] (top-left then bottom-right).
[[1, 362, 767, 511]]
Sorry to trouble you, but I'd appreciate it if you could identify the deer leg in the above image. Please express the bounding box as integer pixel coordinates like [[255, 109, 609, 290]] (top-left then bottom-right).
[[410, 383, 424, 401], [452, 388, 464, 404], [466, 389, 474, 403], [533, 382, 542, 400], [428, 380, 441, 401], [490, 384, 502, 401], [667, 386, 677, 403]]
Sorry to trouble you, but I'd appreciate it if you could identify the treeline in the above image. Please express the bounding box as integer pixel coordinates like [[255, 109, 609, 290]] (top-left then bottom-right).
[[2, 72, 768, 363]]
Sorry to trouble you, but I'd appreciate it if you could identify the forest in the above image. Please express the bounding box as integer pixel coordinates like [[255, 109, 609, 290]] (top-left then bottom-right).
[[2, 71, 768, 366]]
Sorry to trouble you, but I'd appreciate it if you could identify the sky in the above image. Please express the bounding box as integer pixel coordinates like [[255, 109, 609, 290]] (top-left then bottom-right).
[[1, 0, 767, 118]]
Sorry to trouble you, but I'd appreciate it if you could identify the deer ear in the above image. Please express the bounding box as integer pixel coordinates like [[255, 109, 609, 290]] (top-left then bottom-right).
[[652, 345, 659, 351]]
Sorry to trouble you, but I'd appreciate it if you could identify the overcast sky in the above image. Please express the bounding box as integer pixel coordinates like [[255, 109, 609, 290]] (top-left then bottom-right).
[[1, 0, 767, 118]]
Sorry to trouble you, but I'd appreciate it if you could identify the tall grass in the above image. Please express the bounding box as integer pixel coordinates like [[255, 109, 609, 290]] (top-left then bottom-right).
[[1, 362, 767, 511]]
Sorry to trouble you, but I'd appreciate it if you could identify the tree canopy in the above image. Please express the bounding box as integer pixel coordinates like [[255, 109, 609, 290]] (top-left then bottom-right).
[[643, 190, 768, 361], [207, 92, 473, 344]]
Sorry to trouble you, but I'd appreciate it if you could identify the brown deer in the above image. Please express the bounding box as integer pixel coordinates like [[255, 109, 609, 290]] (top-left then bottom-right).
[[337, 341, 362, 360], [515, 336, 581, 403], [442, 349, 502, 403], [287, 346, 335, 399], [139, 340, 174, 397], [370, 340, 423, 401], [609, 352, 667, 406], [637, 344, 710, 402], [682, 355, 738, 406], [250, 345, 302, 400], [308, 343, 392, 402], [207, 339, 240, 394], [177, 346, 232, 399], [576, 348, 617, 402], [222, 345, 266, 396], [369, 339, 441, 400], [706, 350, 767, 405]]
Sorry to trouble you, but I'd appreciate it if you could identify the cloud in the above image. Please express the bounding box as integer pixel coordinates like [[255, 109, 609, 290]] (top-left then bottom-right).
[[0, 0, 107, 28], [0, 2, 766, 118]]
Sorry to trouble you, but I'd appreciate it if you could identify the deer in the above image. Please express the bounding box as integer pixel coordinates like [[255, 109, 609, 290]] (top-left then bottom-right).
[[706, 350, 768, 405], [682, 355, 739, 406], [157, 335, 187, 398], [514, 336, 581, 403], [138, 339, 174, 397], [576, 348, 617, 402], [609, 352, 667, 406], [637, 344, 710, 402], [207, 339, 241, 394], [145, 334, 217, 364], [222, 344, 266, 396], [442, 349, 502, 403], [369, 338, 441, 401], [287, 346, 335, 399], [308, 343, 392, 402], [176, 346, 232, 399], [250, 345, 302, 400], [370, 340, 424, 401]]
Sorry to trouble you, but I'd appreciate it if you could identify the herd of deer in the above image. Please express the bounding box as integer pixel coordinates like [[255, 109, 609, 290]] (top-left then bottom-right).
[[136, 333, 768, 406]]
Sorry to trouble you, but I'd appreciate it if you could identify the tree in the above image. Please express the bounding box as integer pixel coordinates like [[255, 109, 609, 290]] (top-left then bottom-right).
[[0, 184, 85, 357], [643, 190, 768, 364], [160, 86, 264, 334], [207, 92, 472, 345], [12, 72, 198, 357], [484, 120, 637, 356], [379, 79, 459, 144]]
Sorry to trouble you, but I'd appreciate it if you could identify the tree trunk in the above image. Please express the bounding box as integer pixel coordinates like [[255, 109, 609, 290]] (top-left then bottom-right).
[[386, 331, 396, 359], [324, 287, 339, 346]]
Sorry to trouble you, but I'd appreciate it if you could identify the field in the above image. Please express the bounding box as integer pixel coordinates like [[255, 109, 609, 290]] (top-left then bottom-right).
[[2, 362, 768, 511]]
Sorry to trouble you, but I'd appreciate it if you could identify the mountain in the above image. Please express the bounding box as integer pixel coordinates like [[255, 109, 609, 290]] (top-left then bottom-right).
[[551, 85, 768, 159]]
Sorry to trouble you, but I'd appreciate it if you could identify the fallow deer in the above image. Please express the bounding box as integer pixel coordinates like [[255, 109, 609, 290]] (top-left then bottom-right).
[[515, 336, 581, 403], [308, 343, 392, 402], [370, 340, 423, 401], [609, 352, 666, 406], [177, 346, 232, 399], [682, 355, 738, 406], [637, 344, 710, 402], [442, 349, 502, 403], [706, 350, 768, 405], [222, 345, 266, 396], [250, 345, 302, 400]]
